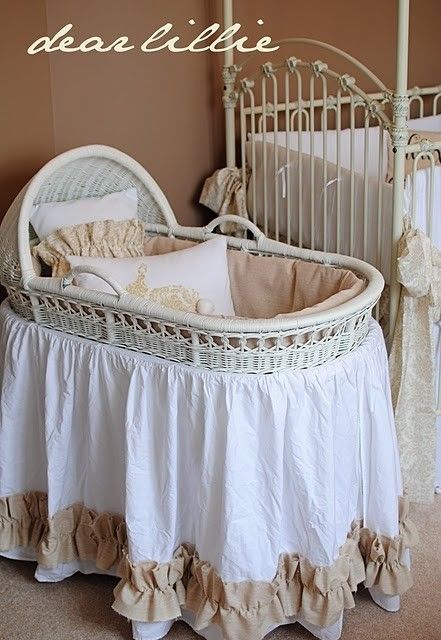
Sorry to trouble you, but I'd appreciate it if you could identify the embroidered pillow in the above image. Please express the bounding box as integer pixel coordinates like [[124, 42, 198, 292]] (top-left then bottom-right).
[[32, 218, 146, 277], [386, 130, 441, 182], [30, 187, 138, 240], [67, 236, 235, 316]]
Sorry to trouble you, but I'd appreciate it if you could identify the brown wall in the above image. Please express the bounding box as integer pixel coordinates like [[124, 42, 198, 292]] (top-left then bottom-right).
[[45, 0, 218, 226], [215, 0, 441, 91], [0, 0, 54, 216], [1, 0, 441, 227], [209, 0, 441, 167]]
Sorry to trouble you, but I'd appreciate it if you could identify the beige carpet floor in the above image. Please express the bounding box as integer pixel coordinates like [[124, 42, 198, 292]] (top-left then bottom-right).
[[0, 498, 440, 640]]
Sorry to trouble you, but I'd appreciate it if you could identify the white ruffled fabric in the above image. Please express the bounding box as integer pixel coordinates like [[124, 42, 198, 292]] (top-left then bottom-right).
[[0, 302, 405, 640]]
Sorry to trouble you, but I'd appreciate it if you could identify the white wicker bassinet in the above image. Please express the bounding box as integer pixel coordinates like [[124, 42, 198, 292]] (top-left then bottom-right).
[[0, 145, 384, 373]]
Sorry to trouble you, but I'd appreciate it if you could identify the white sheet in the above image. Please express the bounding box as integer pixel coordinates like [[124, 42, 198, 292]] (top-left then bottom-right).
[[408, 113, 441, 133], [404, 164, 441, 251], [0, 302, 404, 640], [248, 121, 441, 284], [252, 128, 388, 179]]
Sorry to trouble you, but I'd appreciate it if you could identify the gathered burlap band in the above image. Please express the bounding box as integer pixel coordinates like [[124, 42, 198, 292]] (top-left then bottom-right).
[[0, 492, 417, 638]]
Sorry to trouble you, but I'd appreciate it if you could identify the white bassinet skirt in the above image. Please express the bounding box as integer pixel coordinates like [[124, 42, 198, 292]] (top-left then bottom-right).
[[0, 301, 408, 640]]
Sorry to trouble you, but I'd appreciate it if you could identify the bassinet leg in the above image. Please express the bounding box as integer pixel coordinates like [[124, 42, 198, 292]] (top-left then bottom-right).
[[131, 620, 174, 640]]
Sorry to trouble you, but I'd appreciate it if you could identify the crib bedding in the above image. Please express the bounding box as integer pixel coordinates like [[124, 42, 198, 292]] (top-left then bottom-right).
[[66, 235, 236, 316], [246, 141, 394, 281], [33, 231, 364, 320], [32, 218, 147, 276], [251, 114, 441, 182], [244, 115, 441, 285], [0, 301, 415, 640], [244, 147, 441, 286], [408, 113, 441, 133], [252, 127, 388, 180], [404, 164, 441, 251], [30, 187, 139, 240]]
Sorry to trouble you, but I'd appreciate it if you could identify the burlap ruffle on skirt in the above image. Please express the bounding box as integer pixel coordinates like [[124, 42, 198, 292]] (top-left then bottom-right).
[[0, 492, 417, 638], [0, 491, 126, 572]]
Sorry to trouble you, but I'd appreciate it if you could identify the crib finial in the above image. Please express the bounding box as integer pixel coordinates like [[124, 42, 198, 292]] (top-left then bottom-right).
[[338, 74, 355, 92]]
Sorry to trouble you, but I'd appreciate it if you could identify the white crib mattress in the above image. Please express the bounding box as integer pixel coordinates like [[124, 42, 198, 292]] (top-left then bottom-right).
[[0, 302, 408, 640]]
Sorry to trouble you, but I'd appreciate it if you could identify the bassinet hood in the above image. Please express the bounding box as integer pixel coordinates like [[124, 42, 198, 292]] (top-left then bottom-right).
[[0, 146, 177, 291]]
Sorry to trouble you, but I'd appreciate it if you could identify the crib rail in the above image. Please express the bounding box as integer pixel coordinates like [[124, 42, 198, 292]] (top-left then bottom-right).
[[223, 37, 441, 404], [225, 44, 441, 332], [237, 58, 391, 254], [229, 52, 394, 327]]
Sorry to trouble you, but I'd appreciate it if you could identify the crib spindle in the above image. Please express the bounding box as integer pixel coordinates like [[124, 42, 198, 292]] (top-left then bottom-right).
[[295, 67, 304, 249], [249, 87, 257, 226], [362, 110, 370, 262], [349, 96, 356, 257], [270, 69, 280, 241], [336, 88, 342, 254], [309, 73, 315, 251], [376, 123, 385, 272], [284, 69, 291, 245], [239, 92, 247, 207], [321, 73, 329, 252], [262, 75, 269, 237]]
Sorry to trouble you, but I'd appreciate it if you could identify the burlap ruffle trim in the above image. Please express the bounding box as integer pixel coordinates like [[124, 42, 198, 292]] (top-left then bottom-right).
[[0, 492, 126, 572], [0, 492, 417, 638]]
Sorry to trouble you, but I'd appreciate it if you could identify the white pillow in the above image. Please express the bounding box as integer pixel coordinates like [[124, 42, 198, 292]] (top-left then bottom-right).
[[67, 236, 235, 316], [30, 187, 138, 240]]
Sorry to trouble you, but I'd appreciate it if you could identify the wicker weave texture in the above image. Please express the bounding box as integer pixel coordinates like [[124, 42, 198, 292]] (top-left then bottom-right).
[[0, 145, 384, 374]]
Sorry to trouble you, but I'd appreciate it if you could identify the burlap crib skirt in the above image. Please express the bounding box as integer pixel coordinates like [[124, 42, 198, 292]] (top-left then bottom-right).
[[0, 492, 416, 640]]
